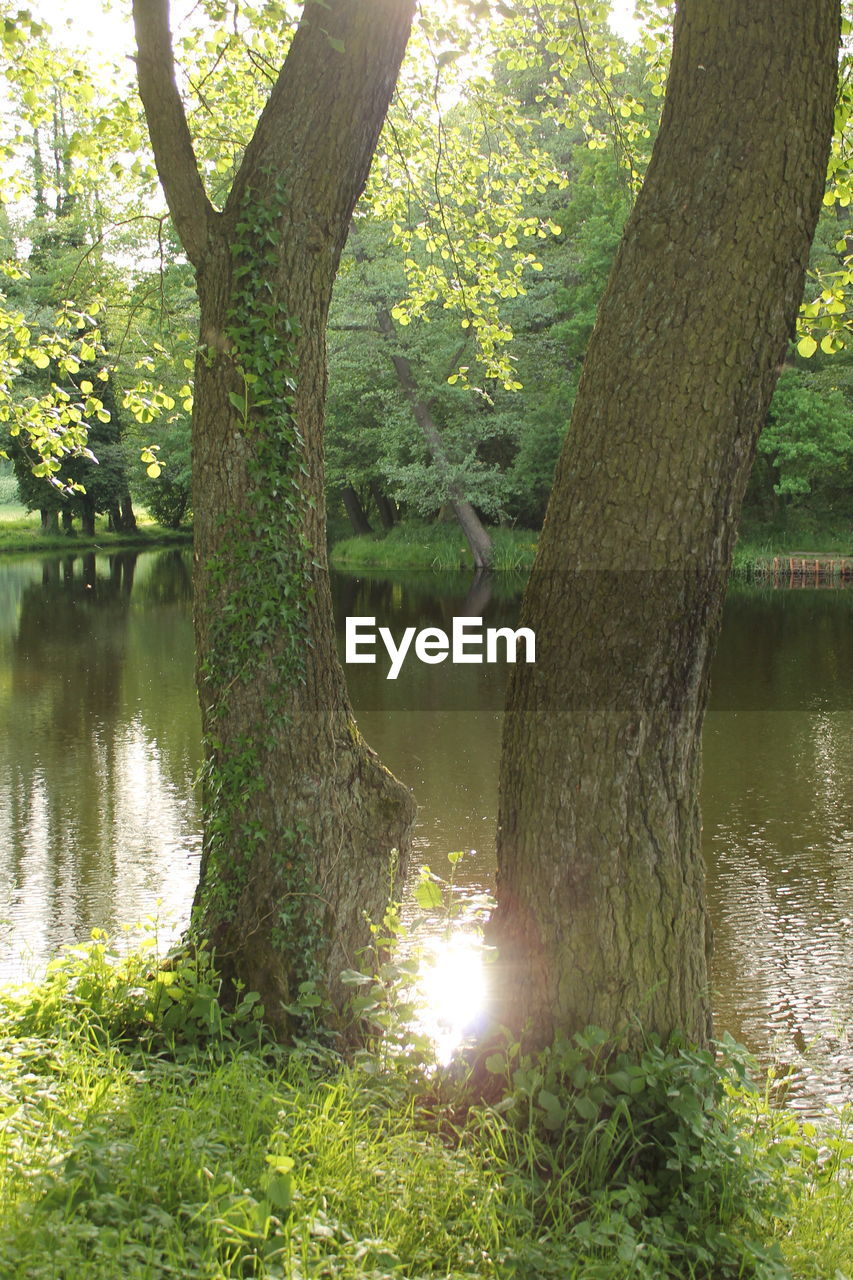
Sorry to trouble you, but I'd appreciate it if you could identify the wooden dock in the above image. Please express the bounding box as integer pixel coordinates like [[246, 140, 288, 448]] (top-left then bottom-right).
[[769, 553, 853, 586]]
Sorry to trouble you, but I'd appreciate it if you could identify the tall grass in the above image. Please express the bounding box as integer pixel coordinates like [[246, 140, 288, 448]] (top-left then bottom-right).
[[0, 932, 850, 1279], [734, 522, 852, 574], [333, 521, 851, 575], [330, 522, 538, 571]]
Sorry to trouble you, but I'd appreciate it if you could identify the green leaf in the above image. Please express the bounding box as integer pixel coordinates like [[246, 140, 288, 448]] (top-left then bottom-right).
[[264, 1169, 293, 1211], [340, 968, 372, 986], [414, 877, 443, 909], [538, 1088, 566, 1129], [573, 1094, 599, 1121], [796, 335, 818, 358]]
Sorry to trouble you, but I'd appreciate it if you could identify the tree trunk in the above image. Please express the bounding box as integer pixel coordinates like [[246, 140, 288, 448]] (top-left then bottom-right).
[[380, 339, 493, 567], [370, 481, 397, 530], [80, 501, 95, 537], [134, 0, 416, 1037], [120, 491, 138, 532], [488, 0, 839, 1052], [341, 484, 373, 535], [349, 228, 494, 568]]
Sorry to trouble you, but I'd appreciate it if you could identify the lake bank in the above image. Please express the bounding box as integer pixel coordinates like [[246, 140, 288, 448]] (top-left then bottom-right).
[[0, 509, 192, 555], [329, 521, 852, 573]]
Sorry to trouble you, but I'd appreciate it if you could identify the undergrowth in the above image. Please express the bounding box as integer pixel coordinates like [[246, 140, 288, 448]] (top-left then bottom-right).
[[0, 928, 850, 1279], [329, 523, 538, 571], [733, 522, 851, 574], [333, 521, 851, 576]]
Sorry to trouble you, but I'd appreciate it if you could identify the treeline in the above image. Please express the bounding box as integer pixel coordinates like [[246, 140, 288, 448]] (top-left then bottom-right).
[[1, 9, 850, 547]]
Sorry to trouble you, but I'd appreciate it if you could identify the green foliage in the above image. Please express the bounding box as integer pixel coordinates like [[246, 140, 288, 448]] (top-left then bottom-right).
[[140, 412, 192, 527], [0, 282, 110, 491], [0, 926, 267, 1059], [757, 368, 853, 509], [480, 1030, 806, 1279], [0, 939, 850, 1280], [328, 120, 631, 533]]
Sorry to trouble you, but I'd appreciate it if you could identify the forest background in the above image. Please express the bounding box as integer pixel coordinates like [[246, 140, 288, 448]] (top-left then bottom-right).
[[0, 0, 850, 561]]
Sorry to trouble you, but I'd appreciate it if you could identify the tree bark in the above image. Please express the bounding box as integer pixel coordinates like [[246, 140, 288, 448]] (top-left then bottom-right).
[[341, 484, 373, 535], [80, 500, 95, 537], [134, 0, 416, 1035], [119, 491, 138, 532], [488, 0, 839, 1052]]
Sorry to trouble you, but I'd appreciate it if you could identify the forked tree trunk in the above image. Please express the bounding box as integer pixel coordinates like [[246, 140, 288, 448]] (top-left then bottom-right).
[[488, 0, 839, 1051], [135, 0, 416, 1035]]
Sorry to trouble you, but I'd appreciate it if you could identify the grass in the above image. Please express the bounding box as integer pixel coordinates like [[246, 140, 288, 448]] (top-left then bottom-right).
[[0, 503, 192, 554], [0, 932, 850, 1280], [329, 523, 538, 572], [332, 521, 852, 575], [733, 523, 852, 574]]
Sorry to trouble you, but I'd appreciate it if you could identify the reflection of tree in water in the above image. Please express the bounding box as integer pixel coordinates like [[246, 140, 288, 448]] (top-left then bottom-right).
[[6, 553, 139, 933], [14, 551, 136, 735], [133, 547, 192, 606], [711, 585, 853, 711], [0, 550, 201, 970], [333, 570, 521, 713]]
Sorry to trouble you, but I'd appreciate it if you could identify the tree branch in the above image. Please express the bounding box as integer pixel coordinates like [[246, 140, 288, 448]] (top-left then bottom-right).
[[226, 0, 416, 234], [133, 0, 216, 269]]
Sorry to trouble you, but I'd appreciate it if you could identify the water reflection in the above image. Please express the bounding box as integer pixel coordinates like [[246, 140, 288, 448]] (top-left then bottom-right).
[[0, 550, 201, 977], [0, 554, 850, 1112], [703, 709, 853, 1110]]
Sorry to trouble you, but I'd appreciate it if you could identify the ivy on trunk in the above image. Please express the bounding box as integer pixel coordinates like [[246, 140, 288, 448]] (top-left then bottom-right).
[[133, 0, 416, 1036]]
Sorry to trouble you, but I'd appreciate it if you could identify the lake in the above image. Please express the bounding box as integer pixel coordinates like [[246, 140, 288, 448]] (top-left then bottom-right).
[[0, 548, 850, 1112]]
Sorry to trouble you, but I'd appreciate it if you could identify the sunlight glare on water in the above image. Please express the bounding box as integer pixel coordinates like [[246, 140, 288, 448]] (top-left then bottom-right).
[[416, 931, 490, 1064]]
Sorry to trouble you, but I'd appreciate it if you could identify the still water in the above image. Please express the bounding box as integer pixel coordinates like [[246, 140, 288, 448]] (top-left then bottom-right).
[[0, 549, 850, 1111]]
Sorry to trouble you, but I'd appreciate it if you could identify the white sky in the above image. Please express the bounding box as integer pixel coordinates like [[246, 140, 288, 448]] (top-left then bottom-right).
[[41, 0, 644, 56]]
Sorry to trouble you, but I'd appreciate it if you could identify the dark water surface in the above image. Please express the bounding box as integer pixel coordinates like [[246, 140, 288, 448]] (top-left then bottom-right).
[[0, 550, 850, 1111]]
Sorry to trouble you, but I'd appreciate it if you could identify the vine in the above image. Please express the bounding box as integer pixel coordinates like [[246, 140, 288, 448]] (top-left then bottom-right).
[[194, 173, 325, 996]]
